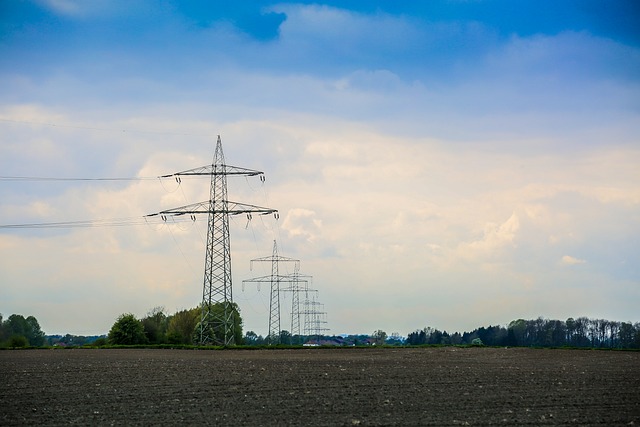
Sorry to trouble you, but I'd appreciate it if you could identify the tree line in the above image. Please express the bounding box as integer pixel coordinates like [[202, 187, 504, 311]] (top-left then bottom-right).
[[3, 310, 639, 349], [405, 317, 640, 349], [107, 303, 243, 345]]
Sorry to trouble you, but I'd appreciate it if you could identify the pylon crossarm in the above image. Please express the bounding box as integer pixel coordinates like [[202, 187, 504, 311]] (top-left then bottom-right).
[[243, 275, 309, 284], [147, 201, 277, 217], [160, 164, 264, 178], [286, 273, 313, 281], [250, 256, 299, 270], [281, 285, 315, 294], [251, 255, 299, 263]]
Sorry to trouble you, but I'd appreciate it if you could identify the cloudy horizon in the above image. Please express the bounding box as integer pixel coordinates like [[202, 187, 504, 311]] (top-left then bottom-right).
[[1, 1, 639, 337]]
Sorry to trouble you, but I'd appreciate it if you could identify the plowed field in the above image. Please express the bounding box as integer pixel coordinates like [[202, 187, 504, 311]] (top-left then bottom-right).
[[1, 347, 638, 425]]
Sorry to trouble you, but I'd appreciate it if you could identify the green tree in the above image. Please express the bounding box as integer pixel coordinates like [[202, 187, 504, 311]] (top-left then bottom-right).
[[108, 313, 148, 345], [166, 308, 199, 344], [407, 329, 427, 345], [386, 332, 403, 346], [619, 322, 636, 348], [566, 317, 577, 345], [3, 314, 45, 346], [508, 319, 526, 346], [25, 316, 45, 346], [142, 306, 168, 344], [6, 314, 28, 338], [372, 329, 387, 346], [244, 330, 262, 345], [196, 302, 243, 345], [0, 313, 6, 342], [279, 330, 292, 345], [429, 329, 443, 345]]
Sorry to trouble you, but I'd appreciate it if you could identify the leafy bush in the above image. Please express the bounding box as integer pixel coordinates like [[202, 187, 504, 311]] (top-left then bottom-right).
[[92, 337, 108, 347], [8, 334, 29, 348], [108, 313, 148, 345]]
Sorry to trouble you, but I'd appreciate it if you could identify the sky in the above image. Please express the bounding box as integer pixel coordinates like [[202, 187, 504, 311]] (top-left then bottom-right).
[[1, 0, 639, 337]]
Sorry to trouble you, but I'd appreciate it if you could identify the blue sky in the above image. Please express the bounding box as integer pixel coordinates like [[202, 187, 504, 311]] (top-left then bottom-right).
[[1, 1, 639, 336]]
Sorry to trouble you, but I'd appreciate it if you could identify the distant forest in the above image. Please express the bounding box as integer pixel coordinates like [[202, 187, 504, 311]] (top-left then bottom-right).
[[404, 317, 640, 349], [2, 311, 639, 349]]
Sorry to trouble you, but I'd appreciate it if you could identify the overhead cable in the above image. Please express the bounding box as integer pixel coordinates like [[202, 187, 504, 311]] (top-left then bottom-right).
[[0, 216, 192, 229], [0, 176, 160, 182]]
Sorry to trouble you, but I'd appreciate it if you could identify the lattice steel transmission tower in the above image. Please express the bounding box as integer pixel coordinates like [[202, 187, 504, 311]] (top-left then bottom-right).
[[303, 296, 329, 342], [281, 270, 313, 343], [242, 240, 304, 344], [148, 135, 277, 345]]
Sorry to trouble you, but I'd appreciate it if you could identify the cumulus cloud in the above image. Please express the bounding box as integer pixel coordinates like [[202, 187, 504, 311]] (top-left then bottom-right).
[[37, 0, 83, 15], [36, 0, 144, 19], [272, 4, 422, 52], [457, 213, 520, 261], [561, 255, 587, 265], [281, 208, 323, 243]]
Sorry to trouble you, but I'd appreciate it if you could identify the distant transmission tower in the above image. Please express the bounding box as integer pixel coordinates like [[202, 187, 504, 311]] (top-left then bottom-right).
[[242, 240, 303, 344], [148, 135, 277, 345], [281, 270, 313, 343], [303, 296, 328, 342]]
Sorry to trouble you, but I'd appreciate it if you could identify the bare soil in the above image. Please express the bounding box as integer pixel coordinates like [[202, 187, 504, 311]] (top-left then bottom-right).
[[1, 347, 638, 425]]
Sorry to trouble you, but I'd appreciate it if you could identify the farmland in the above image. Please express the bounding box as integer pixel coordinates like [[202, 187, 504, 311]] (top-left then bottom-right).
[[1, 347, 638, 425]]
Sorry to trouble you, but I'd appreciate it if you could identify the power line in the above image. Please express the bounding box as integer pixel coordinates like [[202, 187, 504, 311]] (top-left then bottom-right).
[[0, 216, 194, 229], [0, 176, 159, 182]]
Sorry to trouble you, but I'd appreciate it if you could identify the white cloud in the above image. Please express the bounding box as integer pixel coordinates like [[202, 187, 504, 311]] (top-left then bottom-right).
[[561, 255, 587, 265], [273, 4, 422, 52], [38, 0, 82, 15], [36, 0, 134, 18], [281, 208, 323, 243], [490, 31, 640, 81], [456, 212, 520, 261]]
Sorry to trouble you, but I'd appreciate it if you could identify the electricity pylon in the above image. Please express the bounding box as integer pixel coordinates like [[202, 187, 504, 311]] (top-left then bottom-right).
[[148, 135, 277, 345], [242, 240, 303, 344], [302, 296, 329, 342], [281, 270, 313, 343]]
